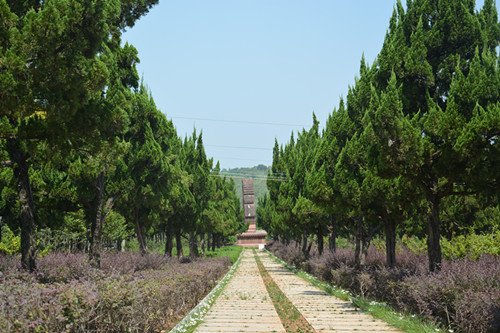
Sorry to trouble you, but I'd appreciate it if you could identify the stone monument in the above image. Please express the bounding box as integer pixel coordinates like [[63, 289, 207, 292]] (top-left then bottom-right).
[[236, 178, 267, 247]]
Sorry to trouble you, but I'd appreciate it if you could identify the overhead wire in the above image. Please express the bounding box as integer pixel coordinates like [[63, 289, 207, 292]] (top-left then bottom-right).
[[215, 156, 271, 163], [170, 116, 307, 128], [209, 174, 287, 182], [210, 169, 288, 182], [172, 115, 300, 167], [206, 144, 273, 151], [211, 169, 287, 176]]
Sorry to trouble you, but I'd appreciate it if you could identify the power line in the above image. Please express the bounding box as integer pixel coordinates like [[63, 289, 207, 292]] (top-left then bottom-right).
[[210, 170, 287, 181], [171, 116, 307, 127], [209, 174, 287, 182], [216, 173, 286, 179], [212, 169, 287, 176], [206, 144, 273, 151], [214, 156, 271, 163]]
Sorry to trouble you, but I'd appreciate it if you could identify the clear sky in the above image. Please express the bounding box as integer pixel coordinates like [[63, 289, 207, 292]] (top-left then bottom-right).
[[123, 0, 486, 170]]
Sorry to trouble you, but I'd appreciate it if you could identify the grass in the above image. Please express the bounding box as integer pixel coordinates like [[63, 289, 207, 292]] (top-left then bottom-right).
[[253, 249, 315, 333], [205, 245, 243, 264], [264, 249, 443, 333], [128, 237, 242, 261]]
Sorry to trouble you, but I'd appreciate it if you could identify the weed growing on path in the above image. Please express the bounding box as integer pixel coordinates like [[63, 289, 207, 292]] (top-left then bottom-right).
[[253, 249, 315, 333]]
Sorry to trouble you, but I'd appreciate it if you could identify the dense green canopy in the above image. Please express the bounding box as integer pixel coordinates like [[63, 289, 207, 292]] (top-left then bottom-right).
[[261, 0, 500, 272], [0, 0, 244, 270]]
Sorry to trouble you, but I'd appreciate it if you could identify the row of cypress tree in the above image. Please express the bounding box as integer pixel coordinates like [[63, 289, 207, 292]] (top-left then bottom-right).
[[0, 0, 244, 271], [258, 0, 500, 272]]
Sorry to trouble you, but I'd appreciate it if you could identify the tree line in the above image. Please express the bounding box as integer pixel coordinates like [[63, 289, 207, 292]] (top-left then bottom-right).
[[257, 0, 500, 272], [0, 0, 244, 271]]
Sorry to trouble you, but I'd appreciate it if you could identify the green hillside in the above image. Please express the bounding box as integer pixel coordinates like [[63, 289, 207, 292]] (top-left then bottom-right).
[[221, 165, 270, 207]]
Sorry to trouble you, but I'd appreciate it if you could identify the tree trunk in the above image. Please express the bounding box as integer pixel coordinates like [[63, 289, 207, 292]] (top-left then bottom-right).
[[301, 230, 308, 254], [89, 171, 105, 268], [427, 195, 442, 272], [385, 217, 397, 268], [189, 231, 199, 258], [383, 208, 397, 268], [200, 232, 206, 256], [8, 142, 37, 272], [134, 208, 147, 255], [207, 234, 212, 251], [329, 217, 337, 253], [306, 240, 313, 254], [361, 235, 370, 266], [317, 227, 324, 255], [211, 233, 216, 251], [165, 221, 173, 257], [354, 215, 363, 269], [175, 230, 182, 257], [84, 208, 91, 253]]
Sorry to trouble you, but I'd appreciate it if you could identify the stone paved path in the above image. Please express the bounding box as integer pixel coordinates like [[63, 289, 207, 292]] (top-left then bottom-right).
[[256, 251, 401, 333], [194, 250, 285, 332], [193, 249, 400, 333]]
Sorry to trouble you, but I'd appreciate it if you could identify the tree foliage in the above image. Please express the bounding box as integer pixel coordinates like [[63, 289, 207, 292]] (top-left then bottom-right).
[[0, 0, 244, 269], [263, 0, 500, 272]]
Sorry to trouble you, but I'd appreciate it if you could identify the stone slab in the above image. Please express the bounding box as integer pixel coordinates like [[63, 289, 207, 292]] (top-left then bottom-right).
[[257, 251, 401, 333], [193, 250, 285, 333]]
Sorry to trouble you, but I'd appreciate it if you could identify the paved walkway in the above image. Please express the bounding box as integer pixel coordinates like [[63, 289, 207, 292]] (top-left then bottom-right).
[[194, 250, 285, 332], [194, 249, 400, 333], [256, 251, 400, 333]]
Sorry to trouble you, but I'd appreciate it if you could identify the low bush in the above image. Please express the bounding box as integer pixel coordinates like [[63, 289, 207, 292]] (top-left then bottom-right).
[[0, 225, 20, 255], [400, 255, 500, 333], [398, 232, 500, 260], [441, 231, 500, 260], [0, 251, 231, 332], [266, 241, 309, 268], [266, 240, 500, 333]]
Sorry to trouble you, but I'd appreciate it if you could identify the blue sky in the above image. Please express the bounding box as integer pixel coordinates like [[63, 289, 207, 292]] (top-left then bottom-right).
[[123, 0, 486, 170]]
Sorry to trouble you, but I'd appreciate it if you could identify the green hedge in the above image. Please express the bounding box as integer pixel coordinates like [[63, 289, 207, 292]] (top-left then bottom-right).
[[397, 232, 500, 260]]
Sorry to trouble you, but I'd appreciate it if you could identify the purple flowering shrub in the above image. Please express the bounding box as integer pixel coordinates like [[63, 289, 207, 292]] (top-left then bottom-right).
[[266, 241, 500, 333], [401, 255, 500, 333], [267, 241, 309, 268], [0, 252, 231, 332], [35, 252, 97, 283]]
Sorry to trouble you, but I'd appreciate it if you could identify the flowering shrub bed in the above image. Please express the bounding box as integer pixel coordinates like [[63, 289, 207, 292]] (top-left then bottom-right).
[[0, 252, 231, 332], [266, 241, 500, 333]]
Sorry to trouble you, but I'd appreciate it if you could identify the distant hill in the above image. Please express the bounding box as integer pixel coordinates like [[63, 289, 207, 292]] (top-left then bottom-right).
[[220, 164, 270, 207]]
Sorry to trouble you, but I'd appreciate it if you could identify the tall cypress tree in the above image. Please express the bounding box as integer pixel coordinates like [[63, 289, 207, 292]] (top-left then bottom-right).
[[0, 0, 159, 271], [0, 0, 120, 271], [368, 0, 500, 271]]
